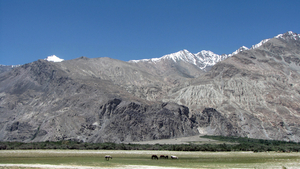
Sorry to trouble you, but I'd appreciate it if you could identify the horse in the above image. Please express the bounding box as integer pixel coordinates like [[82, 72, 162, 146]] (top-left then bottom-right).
[[105, 155, 112, 161], [160, 155, 168, 159], [151, 155, 158, 160], [171, 155, 178, 159]]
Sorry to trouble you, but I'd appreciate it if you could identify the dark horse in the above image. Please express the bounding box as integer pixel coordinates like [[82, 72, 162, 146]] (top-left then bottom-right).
[[160, 155, 168, 159], [151, 155, 158, 160], [105, 155, 112, 161]]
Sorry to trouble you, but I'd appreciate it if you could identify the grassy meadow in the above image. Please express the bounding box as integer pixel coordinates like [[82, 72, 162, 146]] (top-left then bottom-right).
[[0, 150, 300, 169]]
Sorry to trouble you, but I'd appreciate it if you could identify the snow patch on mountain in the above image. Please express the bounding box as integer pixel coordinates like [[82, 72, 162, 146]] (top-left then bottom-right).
[[230, 46, 249, 56], [45, 55, 64, 62], [251, 39, 270, 49], [163, 49, 201, 65], [275, 31, 300, 40]]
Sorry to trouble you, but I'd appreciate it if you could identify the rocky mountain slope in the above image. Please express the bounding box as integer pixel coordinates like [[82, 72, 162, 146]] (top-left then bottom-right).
[[163, 31, 300, 141], [0, 57, 198, 142], [0, 31, 300, 143]]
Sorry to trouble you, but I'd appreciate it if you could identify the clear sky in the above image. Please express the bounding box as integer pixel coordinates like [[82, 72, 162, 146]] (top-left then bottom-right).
[[1, 0, 300, 65]]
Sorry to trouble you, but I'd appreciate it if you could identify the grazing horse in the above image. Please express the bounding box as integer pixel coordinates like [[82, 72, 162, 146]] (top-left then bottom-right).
[[160, 155, 168, 159], [171, 155, 178, 159], [105, 155, 112, 161], [151, 155, 158, 160]]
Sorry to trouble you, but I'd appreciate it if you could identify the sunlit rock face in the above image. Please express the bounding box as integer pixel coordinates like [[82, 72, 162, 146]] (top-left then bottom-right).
[[163, 32, 300, 142], [0, 31, 300, 143]]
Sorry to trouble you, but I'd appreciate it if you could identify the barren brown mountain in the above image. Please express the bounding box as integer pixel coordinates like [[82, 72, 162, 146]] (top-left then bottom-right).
[[0, 31, 299, 143]]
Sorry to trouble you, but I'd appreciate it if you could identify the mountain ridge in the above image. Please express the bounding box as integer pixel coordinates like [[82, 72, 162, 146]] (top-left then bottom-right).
[[2, 32, 297, 72], [129, 31, 299, 71], [0, 31, 300, 143]]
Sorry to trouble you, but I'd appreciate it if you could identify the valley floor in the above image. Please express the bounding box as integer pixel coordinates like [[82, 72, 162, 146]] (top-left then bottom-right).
[[1, 150, 300, 169]]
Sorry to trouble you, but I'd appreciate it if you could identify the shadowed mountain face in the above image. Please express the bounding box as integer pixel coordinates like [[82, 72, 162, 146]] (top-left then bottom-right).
[[1, 31, 300, 142]]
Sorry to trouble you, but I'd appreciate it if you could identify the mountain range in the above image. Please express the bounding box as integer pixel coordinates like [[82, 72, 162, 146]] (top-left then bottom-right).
[[0, 31, 300, 143]]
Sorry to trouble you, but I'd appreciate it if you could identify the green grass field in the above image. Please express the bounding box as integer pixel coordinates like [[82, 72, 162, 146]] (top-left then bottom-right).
[[0, 150, 299, 168]]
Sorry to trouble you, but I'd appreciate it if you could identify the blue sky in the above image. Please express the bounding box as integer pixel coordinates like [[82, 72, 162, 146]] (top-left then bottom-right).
[[1, 0, 300, 65]]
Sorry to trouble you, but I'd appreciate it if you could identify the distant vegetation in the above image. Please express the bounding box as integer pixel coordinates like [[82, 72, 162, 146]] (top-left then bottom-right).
[[201, 135, 300, 152], [0, 136, 299, 152]]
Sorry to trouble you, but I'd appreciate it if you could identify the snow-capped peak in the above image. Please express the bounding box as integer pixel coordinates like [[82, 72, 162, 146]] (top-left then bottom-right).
[[129, 49, 229, 69], [162, 49, 196, 63], [275, 31, 300, 40], [129, 31, 298, 70], [45, 55, 64, 62]]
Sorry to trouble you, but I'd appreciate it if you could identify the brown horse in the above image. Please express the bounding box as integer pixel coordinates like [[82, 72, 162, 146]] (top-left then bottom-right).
[[151, 155, 158, 160], [105, 155, 112, 161], [160, 155, 168, 159]]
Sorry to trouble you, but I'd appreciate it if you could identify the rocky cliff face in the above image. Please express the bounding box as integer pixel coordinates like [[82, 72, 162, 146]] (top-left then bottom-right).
[[0, 31, 300, 143], [2, 98, 198, 143]]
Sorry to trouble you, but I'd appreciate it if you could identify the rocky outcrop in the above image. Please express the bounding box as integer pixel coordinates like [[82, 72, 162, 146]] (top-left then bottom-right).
[[0, 97, 198, 143]]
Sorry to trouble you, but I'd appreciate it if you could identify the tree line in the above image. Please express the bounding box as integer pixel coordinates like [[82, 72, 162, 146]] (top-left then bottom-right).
[[0, 135, 299, 152]]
